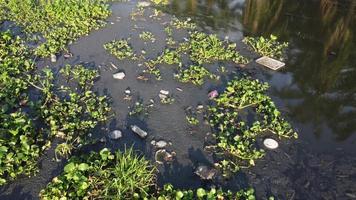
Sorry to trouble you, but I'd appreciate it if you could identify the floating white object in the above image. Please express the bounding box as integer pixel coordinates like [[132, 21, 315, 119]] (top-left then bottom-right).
[[256, 56, 285, 70], [131, 125, 148, 138], [263, 138, 279, 149], [108, 130, 122, 140], [50, 54, 57, 63], [113, 72, 125, 80]]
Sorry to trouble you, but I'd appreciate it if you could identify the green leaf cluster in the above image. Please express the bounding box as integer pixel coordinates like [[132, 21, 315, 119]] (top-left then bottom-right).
[[104, 39, 135, 60], [208, 78, 297, 176], [0, 31, 47, 185], [139, 31, 156, 43], [144, 184, 255, 200], [36, 65, 110, 158], [176, 65, 218, 86], [242, 35, 288, 60], [0, 0, 113, 57], [183, 32, 249, 65]]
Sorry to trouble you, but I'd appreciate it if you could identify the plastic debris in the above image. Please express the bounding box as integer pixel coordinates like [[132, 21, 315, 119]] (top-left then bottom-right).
[[256, 56, 285, 70]]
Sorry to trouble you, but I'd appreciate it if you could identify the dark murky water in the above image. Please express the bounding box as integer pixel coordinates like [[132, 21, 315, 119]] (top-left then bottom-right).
[[1, 0, 356, 199]]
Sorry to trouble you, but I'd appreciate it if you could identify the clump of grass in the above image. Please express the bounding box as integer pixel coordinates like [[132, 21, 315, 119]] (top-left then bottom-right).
[[104, 39, 134, 60], [139, 31, 156, 43], [175, 65, 218, 86], [243, 34, 288, 60], [39, 148, 156, 199], [208, 78, 297, 176], [1, 0, 113, 57]]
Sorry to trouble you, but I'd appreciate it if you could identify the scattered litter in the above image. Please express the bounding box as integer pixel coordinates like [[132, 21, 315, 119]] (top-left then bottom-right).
[[108, 130, 122, 140], [195, 165, 217, 180], [113, 72, 126, 80], [150, 140, 156, 146], [131, 125, 148, 138], [155, 140, 168, 148], [159, 90, 175, 104], [110, 62, 118, 69], [263, 138, 279, 149], [50, 54, 56, 62], [63, 52, 72, 59], [197, 104, 204, 111], [160, 90, 169, 95], [155, 149, 175, 164], [137, 75, 149, 81], [99, 137, 107, 143], [137, 1, 151, 7], [208, 90, 219, 99], [176, 87, 183, 92], [124, 88, 131, 95], [256, 56, 285, 70]]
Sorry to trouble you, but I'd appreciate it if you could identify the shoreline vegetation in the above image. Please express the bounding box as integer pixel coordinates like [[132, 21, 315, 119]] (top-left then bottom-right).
[[0, 0, 293, 199]]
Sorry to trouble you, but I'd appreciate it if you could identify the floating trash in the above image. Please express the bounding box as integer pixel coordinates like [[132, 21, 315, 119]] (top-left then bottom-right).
[[263, 138, 279, 149], [50, 54, 57, 62], [208, 90, 218, 99], [155, 140, 168, 148], [113, 72, 126, 80], [256, 56, 285, 70], [155, 149, 175, 164], [195, 165, 217, 180], [108, 130, 122, 140], [131, 125, 148, 138]]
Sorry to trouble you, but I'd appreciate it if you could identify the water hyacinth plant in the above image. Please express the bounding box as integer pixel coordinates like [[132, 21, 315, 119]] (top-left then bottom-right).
[[0, 0, 114, 57], [208, 77, 297, 176], [139, 31, 156, 43], [35, 65, 110, 159], [175, 65, 219, 86], [151, 184, 256, 200], [243, 35, 288, 60], [183, 32, 249, 65], [104, 39, 135, 60], [0, 31, 48, 185]]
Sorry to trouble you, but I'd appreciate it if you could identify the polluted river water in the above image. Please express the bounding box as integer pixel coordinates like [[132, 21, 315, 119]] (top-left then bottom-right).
[[1, 0, 356, 199]]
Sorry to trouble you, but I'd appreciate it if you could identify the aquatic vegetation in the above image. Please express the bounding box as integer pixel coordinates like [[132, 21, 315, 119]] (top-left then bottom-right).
[[35, 65, 110, 159], [131, 4, 145, 21], [0, 0, 113, 57], [0, 34, 108, 184], [0, 31, 47, 185], [208, 78, 297, 176], [39, 148, 156, 200], [140, 31, 248, 80], [175, 65, 219, 86], [104, 39, 134, 60], [243, 35, 288, 60], [186, 116, 199, 125], [170, 17, 197, 30], [184, 32, 249, 64], [139, 31, 156, 43], [129, 101, 153, 116], [150, 0, 169, 5], [151, 184, 256, 200], [164, 26, 176, 46], [160, 96, 175, 104]]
